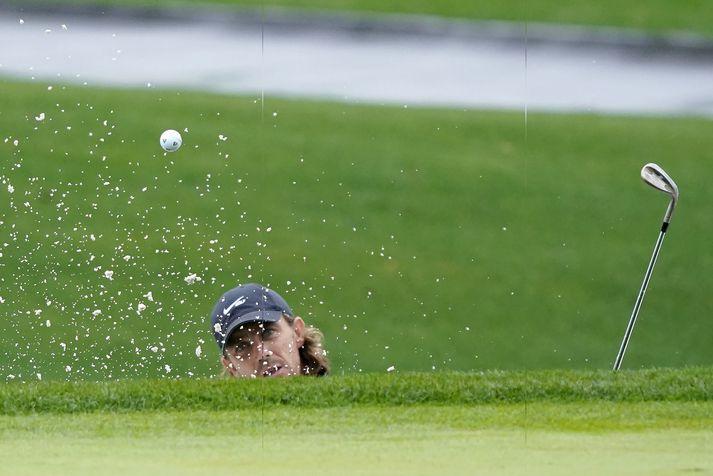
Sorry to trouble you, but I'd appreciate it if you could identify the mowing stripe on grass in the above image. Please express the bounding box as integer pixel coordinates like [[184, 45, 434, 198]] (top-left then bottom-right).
[[3, 402, 713, 434]]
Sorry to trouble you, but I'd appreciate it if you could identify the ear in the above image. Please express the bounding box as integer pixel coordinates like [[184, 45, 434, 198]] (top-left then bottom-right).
[[293, 316, 305, 347], [221, 355, 238, 377]]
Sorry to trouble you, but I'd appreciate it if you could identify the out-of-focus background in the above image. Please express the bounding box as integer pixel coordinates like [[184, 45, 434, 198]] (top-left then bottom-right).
[[1, 0, 712, 381]]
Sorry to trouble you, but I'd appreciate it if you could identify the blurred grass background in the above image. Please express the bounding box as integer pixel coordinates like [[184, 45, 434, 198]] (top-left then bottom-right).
[[1, 79, 712, 380], [12, 0, 713, 38]]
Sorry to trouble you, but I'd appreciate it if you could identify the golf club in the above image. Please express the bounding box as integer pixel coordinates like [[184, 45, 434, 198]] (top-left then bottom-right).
[[613, 163, 679, 371]]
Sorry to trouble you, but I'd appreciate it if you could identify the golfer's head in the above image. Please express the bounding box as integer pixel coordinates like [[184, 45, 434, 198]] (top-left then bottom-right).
[[210, 283, 306, 378]]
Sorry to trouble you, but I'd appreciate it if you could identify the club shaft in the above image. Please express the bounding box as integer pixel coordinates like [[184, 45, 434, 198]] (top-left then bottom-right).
[[613, 226, 667, 371]]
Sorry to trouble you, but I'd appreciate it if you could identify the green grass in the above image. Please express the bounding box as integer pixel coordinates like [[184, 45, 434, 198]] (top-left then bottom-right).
[[1, 368, 712, 413], [1, 371, 712, 475], [16, 0, 713, 38], [2, 407, 709, 476], [1, 80, 713, 380], [1, 406, 712, 476]]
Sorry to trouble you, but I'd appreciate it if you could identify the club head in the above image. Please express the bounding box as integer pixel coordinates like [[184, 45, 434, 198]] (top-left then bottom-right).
[[641, 163, 679, 224]]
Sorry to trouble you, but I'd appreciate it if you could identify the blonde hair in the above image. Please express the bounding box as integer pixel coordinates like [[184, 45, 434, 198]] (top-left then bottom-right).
[[222, 315, 330, 377], [285, 315, 330, 376]]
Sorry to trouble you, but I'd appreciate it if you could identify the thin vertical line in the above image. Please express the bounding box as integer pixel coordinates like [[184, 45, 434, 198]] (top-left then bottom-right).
[[260, 2, 265, 122], [260, 336, 265, 453], [524, 21, 528, 188], [260, 0, 266, 463]]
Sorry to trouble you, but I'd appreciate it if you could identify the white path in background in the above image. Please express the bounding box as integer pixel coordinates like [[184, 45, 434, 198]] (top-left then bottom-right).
[[1, 10, 712, 117]]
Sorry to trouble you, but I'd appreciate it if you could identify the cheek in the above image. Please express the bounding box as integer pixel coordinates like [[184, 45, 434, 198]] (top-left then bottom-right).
[[286, 335, 301, 354], [229, 354, 256, 372]]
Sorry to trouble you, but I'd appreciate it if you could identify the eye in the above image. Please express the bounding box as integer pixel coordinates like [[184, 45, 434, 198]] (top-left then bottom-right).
[[261, 328, 275, 339], [234, 340, 251, 353]]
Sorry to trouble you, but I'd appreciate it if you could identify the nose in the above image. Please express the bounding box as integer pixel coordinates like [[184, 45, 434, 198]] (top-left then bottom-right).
[[256, 343, 273, 357]]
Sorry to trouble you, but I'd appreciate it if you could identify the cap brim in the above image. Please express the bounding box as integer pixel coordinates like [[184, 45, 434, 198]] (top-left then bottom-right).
[[220, 310, 284, 352]]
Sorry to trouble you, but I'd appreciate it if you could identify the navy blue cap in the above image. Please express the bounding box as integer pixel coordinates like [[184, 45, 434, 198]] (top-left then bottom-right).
[[210, 283, 293, 352]]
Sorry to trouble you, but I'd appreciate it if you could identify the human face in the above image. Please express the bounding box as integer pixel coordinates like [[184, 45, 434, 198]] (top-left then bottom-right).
[[221, 316, 305, 378]]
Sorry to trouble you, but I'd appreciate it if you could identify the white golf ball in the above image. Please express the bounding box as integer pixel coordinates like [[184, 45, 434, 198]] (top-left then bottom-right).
[[160, 129, 182, 152]]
